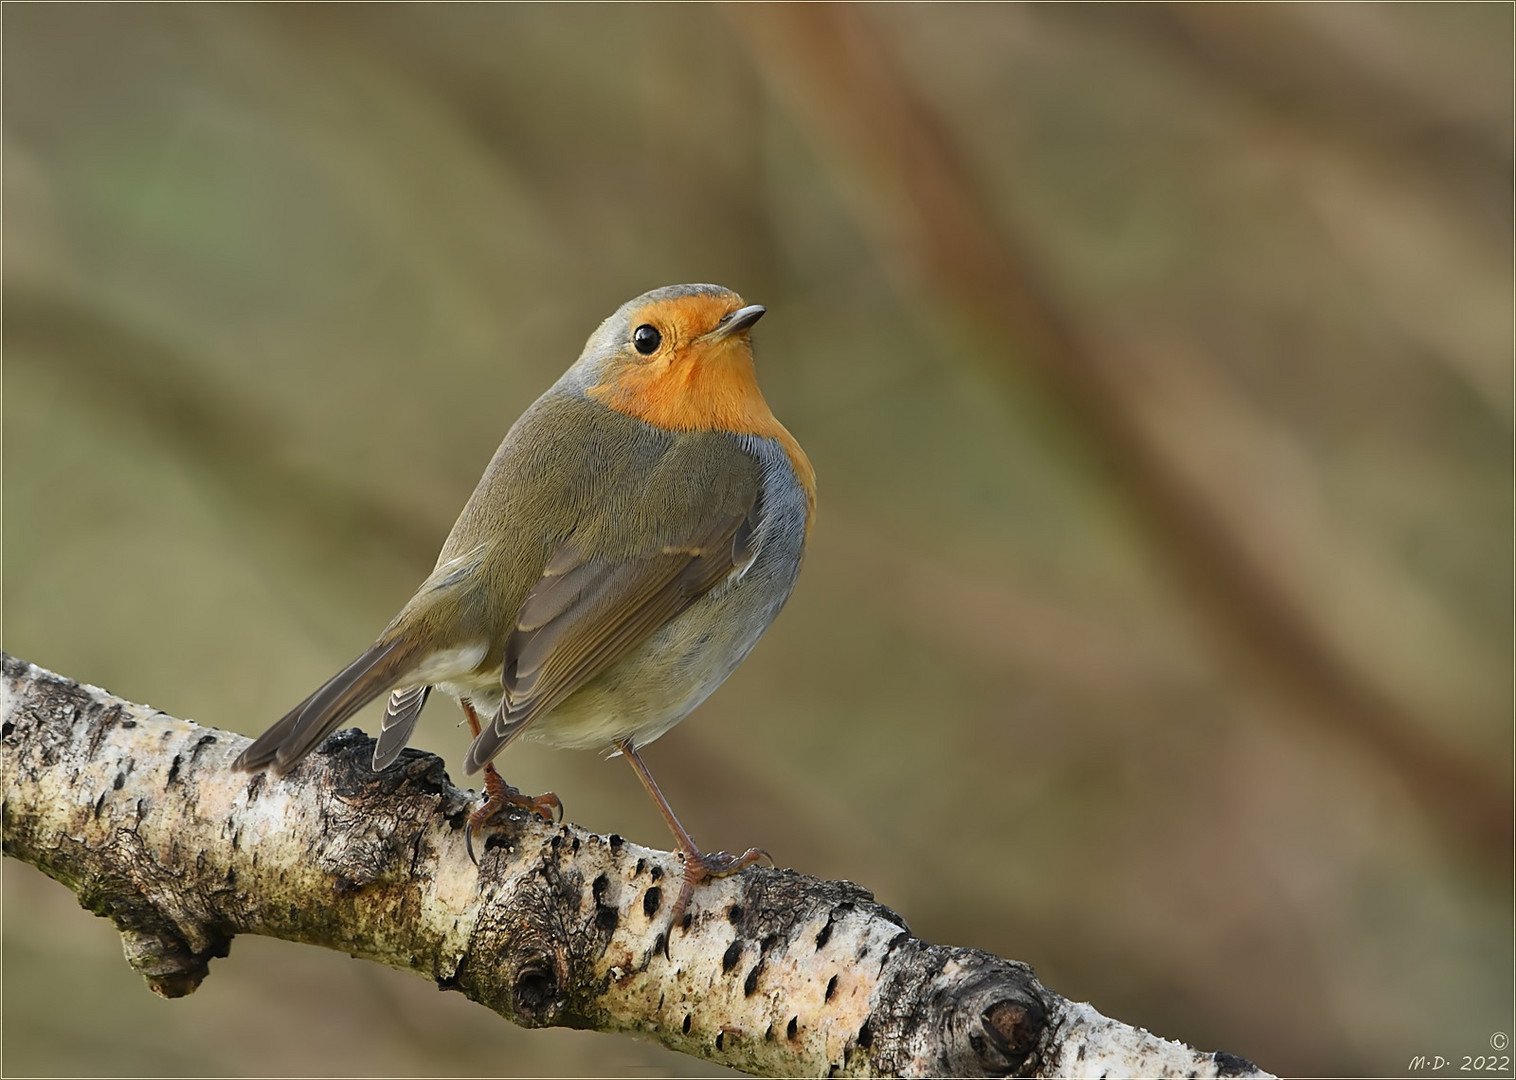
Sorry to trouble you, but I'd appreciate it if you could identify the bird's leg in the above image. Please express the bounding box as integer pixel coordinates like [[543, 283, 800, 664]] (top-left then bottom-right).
[[615, 738, 768, 928], [462, 699, 562, 865]]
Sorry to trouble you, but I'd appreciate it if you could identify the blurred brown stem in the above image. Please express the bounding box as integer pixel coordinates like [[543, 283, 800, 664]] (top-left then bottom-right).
[[727, 3, 1511, 868], [4, 286, 444, 570]]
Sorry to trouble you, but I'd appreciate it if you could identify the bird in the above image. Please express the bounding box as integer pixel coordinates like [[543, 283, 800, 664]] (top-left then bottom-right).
[[233, 283, 814, 922]]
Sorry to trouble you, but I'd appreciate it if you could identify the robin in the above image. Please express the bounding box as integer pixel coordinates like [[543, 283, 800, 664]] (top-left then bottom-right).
[[234, 283, 814, 921]]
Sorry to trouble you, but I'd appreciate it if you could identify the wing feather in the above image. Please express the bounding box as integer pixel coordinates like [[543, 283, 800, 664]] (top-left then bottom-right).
[[462, 494, 761, 773]]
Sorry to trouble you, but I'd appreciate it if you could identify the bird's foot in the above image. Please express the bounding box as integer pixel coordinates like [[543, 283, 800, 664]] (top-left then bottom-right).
[[465, 765, 563, 865], [668, 846, 771, 928]]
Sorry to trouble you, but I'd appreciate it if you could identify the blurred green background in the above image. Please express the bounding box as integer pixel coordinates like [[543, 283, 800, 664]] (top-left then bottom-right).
[[4, 4, 1511, 1077]]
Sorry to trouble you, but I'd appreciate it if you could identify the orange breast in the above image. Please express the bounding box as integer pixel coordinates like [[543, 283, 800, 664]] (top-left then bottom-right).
[[588, 329, 816, 522]]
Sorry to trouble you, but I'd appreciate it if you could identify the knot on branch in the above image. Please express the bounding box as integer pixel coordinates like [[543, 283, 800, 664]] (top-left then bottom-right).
[[315, 728, 457, 801], [460, 827, 626, 1027], [120, 925, 232, 998], [70, 826, 237, 998], [865, 941, 1051, 1077], [304, 730, 473, 891], [978, 993, 1049, 1075], [509, 948, 568, 1025]]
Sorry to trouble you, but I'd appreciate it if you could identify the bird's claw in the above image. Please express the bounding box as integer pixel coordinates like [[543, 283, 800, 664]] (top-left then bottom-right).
[[464, 775, 563, 866], [520, 791, 564, 824], [667, 846, 770, 927]]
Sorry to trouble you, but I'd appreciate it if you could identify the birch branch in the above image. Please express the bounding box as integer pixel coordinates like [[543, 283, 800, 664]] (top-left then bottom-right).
[[1, 653, 1270, 1079]]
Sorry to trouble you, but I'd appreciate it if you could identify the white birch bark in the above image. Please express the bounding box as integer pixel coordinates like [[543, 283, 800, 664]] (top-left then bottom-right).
[[2, 653, 1270, 1079]]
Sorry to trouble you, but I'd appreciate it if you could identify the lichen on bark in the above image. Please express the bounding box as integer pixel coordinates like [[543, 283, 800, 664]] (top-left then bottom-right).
[[1, 653, 1270, 1078]]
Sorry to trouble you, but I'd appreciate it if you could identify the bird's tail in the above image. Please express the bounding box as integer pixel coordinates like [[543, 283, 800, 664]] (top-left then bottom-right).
[[233, 636, 419, 775]]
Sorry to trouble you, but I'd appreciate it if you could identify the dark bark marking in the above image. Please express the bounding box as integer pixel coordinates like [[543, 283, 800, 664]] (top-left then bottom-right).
[[722, 939, 743, 973], [1214, 1051, 1260, 1077]]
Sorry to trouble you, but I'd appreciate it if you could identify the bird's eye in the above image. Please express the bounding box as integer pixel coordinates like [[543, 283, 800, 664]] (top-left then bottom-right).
[[632, 324, 662, 355]]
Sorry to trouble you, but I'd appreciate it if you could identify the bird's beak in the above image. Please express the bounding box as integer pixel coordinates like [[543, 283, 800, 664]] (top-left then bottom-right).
[[706, 304, 766, 341]]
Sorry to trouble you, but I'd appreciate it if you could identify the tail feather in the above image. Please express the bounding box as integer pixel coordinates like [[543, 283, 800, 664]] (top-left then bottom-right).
[[372, 685, 431, 771], [233, 638, 413, 775], [232, 687, 321, 772]]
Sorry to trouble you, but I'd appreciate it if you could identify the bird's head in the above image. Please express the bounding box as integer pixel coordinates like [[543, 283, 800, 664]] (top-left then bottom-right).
[[568, 284, 770, 433]]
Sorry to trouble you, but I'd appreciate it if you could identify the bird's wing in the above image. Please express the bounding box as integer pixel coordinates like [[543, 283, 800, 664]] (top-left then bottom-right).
[[462, 487, 763, 773], [372, 684, 431, 771]]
